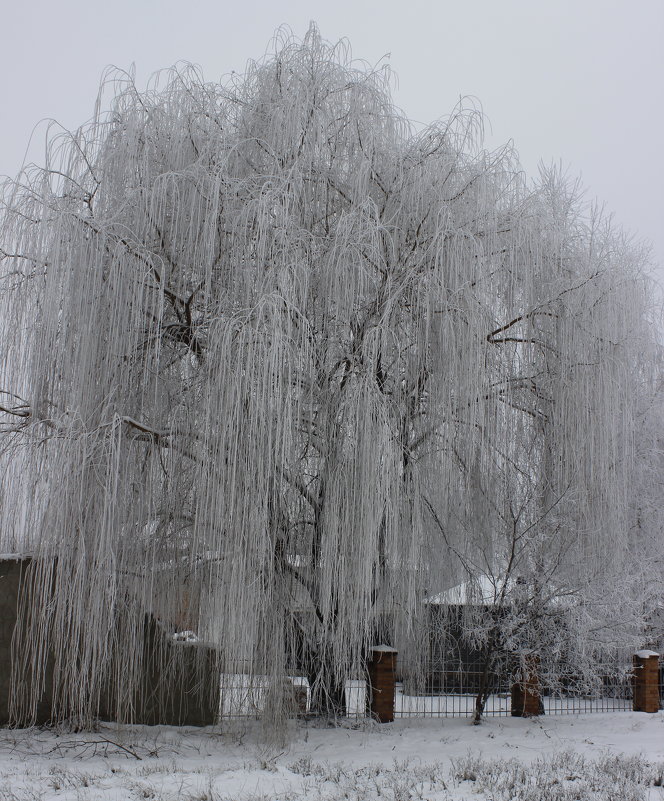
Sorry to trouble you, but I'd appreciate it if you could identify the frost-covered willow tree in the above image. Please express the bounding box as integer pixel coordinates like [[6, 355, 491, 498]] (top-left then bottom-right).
[[0, 26, 659, 725]]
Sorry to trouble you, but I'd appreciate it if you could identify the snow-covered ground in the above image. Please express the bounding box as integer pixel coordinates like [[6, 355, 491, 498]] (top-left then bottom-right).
[[1, 712, 664, 800]]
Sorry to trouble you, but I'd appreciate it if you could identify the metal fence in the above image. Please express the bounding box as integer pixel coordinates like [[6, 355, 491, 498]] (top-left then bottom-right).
[[538, 670, 633, 715], [395, 662, 511, 717], [393, 659, 634, 718], [215, 658, 649, 720], [218, 673, 311, 718]]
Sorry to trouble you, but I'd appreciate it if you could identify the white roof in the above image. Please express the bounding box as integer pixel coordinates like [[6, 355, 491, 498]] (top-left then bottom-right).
[[426, 574, 509, 606]]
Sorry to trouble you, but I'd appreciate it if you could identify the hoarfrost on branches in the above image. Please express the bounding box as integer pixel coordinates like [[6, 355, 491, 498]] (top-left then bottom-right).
[[0, 25, 661, 726]]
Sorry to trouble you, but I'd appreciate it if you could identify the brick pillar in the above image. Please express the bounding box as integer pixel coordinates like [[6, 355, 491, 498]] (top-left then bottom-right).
[[633, 650, 660, 713], [368, 645, 397, 723], [511, 655, 542, 717]]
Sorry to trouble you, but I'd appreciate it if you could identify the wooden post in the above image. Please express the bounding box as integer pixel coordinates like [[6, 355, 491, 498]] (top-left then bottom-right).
[[368, 645, 397, 723], [633, 650, 660, 713], [511, 654, 542, 717]]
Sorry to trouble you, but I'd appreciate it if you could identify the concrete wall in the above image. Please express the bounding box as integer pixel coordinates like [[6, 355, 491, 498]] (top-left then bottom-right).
[[100, 614, 219, 726], [0, 557, 219, 727], [0, 558, 56, 725], [0, 559, 23, 723]]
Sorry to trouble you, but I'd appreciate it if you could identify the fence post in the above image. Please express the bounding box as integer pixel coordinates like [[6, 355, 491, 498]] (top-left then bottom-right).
[[511, 654, 542, 717], [633, 650, 660, 713], [368, 645, 397, 723]]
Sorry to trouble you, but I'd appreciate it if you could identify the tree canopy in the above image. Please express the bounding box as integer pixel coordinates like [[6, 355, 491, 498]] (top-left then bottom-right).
[[0, 26, 661, 726]]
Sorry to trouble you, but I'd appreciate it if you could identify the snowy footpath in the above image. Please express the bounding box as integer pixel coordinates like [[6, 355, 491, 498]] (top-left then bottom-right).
[[0, 712, 663, 800]]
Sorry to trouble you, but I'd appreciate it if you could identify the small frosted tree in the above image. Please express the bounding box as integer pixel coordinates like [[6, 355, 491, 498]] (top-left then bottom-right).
[[0, 26, 659, 726]]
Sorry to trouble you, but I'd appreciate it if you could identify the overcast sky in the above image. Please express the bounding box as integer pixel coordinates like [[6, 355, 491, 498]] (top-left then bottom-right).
[[2, 0, 662, 279]]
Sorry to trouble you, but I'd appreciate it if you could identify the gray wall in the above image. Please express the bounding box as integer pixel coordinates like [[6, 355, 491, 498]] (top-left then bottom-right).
[[0, 557, 219, 727]]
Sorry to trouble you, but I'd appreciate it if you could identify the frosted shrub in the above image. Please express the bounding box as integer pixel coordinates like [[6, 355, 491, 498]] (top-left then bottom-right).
[[451, 751, 657, 801]]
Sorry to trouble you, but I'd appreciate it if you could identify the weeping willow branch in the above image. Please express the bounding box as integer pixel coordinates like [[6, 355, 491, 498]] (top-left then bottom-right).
[[0, 24, 658, 729]]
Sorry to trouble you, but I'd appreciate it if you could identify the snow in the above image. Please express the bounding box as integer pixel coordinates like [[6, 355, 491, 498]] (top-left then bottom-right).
[[0, 713, 663, 800], [172, 630, 199, 642], [370, 644, 398, 652], [636, 650, 661, 659]]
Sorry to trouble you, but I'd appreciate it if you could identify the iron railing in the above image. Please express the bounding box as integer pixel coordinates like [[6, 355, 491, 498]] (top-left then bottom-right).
[[393, 659, 634, 718], [215, 658, 647, 719]]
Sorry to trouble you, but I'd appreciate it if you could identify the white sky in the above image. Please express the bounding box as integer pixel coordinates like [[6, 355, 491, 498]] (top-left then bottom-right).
[[2, 0, 662, 279]]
